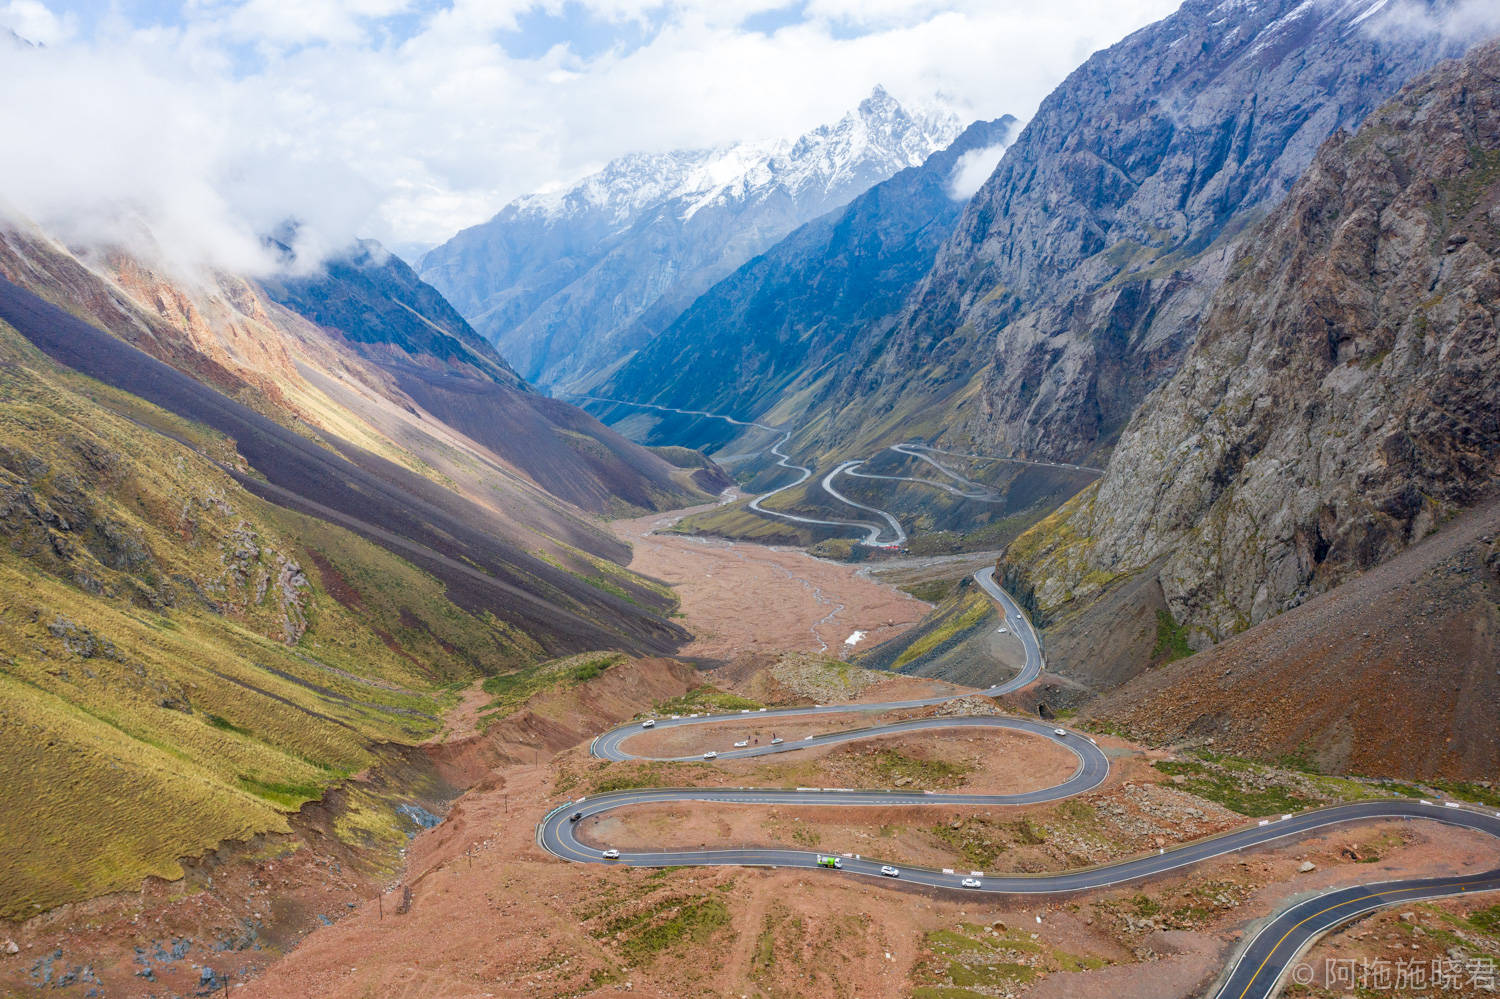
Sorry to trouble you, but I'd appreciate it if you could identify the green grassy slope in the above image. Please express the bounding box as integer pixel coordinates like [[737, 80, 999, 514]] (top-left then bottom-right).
[[0, 321, 533, 918]]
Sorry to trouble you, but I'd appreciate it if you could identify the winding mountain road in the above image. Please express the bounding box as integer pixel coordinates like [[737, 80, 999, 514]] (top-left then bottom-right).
[[571, 395, 1086, 546], [556, 395, 1500, 999], [540, 567, 1500, 998]]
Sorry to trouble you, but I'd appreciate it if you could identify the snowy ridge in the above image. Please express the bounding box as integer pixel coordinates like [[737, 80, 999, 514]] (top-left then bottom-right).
[[417, 85, 964, 392], [509, 85, 960, 228], [1210, 0, 1410, 58]]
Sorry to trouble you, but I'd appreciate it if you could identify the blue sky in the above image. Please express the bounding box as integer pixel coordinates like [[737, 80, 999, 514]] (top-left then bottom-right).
[[0, 0, 1186, 263], [20, 0, 892, 58]]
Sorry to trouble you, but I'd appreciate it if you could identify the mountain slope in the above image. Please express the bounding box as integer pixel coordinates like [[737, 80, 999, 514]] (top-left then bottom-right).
[[1007, 37, 1500, 665], [419, 87, 961, 392], [0, 273, 687, 655], [802, 0, 1473, 465], [591, 116, 1018, 444], [258, 237, 525, 387], [0, 311, 530, 917], [0, 216, 708, 918], [1, 221, 716, 525], [1086, 497, 1500, 781], [258, 239, 716, 514]]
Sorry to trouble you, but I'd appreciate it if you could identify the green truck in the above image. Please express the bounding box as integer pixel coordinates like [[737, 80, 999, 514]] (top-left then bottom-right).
[[817, 855, 842, 869]]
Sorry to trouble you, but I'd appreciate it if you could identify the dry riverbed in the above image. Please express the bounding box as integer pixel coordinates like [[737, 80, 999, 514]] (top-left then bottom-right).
[[612, 504, 929, 658]]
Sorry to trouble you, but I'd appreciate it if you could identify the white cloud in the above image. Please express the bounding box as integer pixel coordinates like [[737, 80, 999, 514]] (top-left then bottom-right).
[[225, 0, 415, 46], [0, 0, 1186, 276], [0, 0, 73, 44], [947, 141, 1009, 201], [1361, 0, 1500, 41]]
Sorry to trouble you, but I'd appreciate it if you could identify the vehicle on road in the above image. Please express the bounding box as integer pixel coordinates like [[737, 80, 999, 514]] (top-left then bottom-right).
[[1053, 728, 1066, 737], [641, 719, 655, 728], [771, 737, 783, 745], [703, 751, 718, 759], [817, 856, 842, 868], [601, 849, 620, 859], [569, 812, 582, 822], [733, 740, 749, 748], [880, 866, 900, 878], [961, 877, 982, 888]]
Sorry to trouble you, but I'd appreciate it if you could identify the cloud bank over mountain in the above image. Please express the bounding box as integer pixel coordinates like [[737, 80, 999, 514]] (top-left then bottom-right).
[[0, 0, 1183, 276], [946, 141, 1008, 199]]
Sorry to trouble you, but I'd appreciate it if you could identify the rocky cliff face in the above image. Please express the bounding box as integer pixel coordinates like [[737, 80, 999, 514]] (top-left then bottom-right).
[[592, 116, 1018, 439], [815, 0, 1473, 463], [1085, 498, 1500, 781], [1009, 38, 1500, 650], [418, 87, 960, 392]]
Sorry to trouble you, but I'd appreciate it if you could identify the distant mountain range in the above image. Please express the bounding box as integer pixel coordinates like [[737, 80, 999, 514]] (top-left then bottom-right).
[[418, 86, 962, 392], [591, 115, 1019, 449], [587, 0, 1476, 467]]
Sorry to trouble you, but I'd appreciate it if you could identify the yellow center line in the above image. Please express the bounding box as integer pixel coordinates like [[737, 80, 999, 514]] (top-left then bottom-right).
[[1237, 872, 1499, 998]]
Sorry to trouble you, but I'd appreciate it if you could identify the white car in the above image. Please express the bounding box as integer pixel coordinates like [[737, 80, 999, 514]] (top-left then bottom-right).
[[880, 866, 901, 878], [733, 740, 749, 748], [601, 849, 620, 860], [703, 751, 718, 760], [803, 735, 814, 741], [1053, 728, 1067, 737], [961, 877, 982, 889], [641, 719, 656, 728], [997, 627, 1008, 634], [770, 737, 784, 745]]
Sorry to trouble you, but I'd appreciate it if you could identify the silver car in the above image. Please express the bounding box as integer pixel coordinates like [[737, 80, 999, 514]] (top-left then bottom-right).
[[880, 865, 900, 878], [961, 877, 982, 888]]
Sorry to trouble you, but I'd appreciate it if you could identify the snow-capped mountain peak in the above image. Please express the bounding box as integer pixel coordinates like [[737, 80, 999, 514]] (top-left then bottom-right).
[[418, 86, 965, 391], [508, 86, 960, 228]]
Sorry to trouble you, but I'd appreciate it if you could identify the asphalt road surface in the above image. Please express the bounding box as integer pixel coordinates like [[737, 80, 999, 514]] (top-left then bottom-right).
[[747, 438, 898, 546]]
